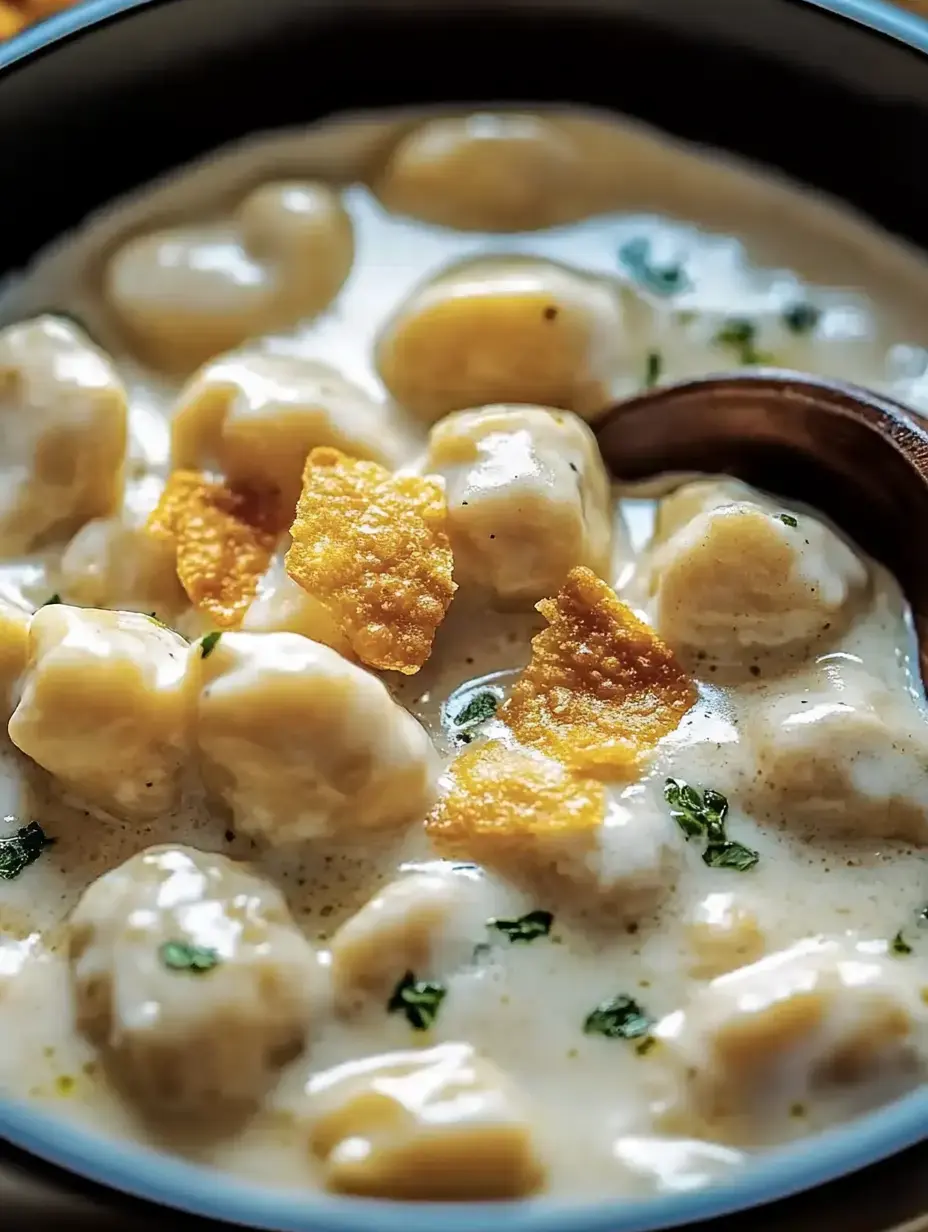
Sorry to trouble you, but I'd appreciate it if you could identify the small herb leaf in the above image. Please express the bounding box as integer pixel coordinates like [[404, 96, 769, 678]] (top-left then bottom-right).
[[619, 237, 690, 297], [584, 994, 653, 1040], [892, 930, 914, 956], [159, 940, 220, 973], [703, 840, 760, 872], [452, 690, 498, 729], [0, 822, 54, 880], [488, 910, 554, 943], [776, 513, 799, 528], [782, 303, 821, 335], [664, 778, 710, 840], [387, 971, 447, 1031], [644, 350, 662, 389], [199, 631, 222, 659], [713, 317, 772, 366]]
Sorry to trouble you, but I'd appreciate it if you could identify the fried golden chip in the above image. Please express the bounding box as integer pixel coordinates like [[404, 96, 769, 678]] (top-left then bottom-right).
[[147, 471, 283, 628], [502, 566, 697, 777], [285, 447, 455, 674], [425, 739, 604, 870]]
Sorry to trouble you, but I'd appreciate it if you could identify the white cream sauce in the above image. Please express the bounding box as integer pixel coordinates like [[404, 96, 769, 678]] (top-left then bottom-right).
[[0, 107, 925, 1201]]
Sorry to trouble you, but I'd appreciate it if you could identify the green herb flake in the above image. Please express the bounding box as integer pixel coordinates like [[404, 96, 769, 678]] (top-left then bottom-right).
[[159, 940, 221, 973], [664, 779, 759, 871], [0, 822, 55, 881], [892, 931, 914, 956], [619, 237, 690, 297], [40, 594, 62, 608], [713, 317, 772, 366], [199, 631, 222, 659], [387, 971, 447, 1031], [776, 513, 799, 528], [488, 909, 554, 943], [584, 994, 653, 1040], [452, 690, 499, 730], [635, 1036, 658, 1057], [703, 840, 760, 872], [782, 303, 821, 335], [644, 350, 663, 389]]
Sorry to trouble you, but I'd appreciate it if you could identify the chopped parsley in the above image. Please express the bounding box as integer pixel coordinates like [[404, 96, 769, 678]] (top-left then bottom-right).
[[488, 910, 553, 943], [892, 931, 913, 956], [0, 822, 54, 880], [776, 513, 799, 528], [664, 779, 759, 871], [703, 840, 761, 872], [713, 317, 771, 366], [644, 350, 663, 389], [619, 237, 690, 297], [782, 302, 821, 335], [452, 690, 499, 730], [159, 940, 221, 973], [199, 631, 222, 659], [40, 594, 62, 608], [584, 994, 653, 1040], [387, 971, 447, 1031]]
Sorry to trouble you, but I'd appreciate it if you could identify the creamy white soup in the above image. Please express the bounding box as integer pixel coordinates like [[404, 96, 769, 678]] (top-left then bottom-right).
[[0, 108, 926, 1203]]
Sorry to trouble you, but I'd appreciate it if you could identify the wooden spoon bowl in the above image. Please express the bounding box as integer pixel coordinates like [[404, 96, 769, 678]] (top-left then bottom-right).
[[594, 369, 928, 684]]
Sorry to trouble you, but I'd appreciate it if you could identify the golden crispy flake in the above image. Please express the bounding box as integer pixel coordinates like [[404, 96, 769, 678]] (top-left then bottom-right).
[[148, 471, 282, 628], [502, 566, 697, 777], [426, 739, 604, 870], [285, 447, 455, 674]]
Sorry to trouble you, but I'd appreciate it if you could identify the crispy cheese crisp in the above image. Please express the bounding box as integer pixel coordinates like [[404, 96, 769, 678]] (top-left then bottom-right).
[[286, 447, 455, 674], [148, 470, 283, 628], [502, 566, 697, 777], [425, 739, 604, 870]]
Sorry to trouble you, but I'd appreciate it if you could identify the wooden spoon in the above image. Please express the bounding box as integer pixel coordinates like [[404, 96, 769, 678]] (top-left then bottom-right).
[[593, 369, 928, 684]]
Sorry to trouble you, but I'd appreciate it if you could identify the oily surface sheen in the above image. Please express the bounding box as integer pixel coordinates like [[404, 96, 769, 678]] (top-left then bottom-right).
[[0, 108, 926, 1203]]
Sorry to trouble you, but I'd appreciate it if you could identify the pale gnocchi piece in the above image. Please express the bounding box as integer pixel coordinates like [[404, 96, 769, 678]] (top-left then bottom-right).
[[376, 256, 636, 424], [59, 511, 186, 617], [8, 606, 192, 820], [0, 316, 128, 555], [373, 112, 589, 232], [170, 352, 408, 514], [193, 631, 438, 845], [685, 893, 766, 979], [426, 405, 612, 606], [329, 867, 488, 1008], [655, 936, 928, 1142], [69, 845, 319, 1115], [105, 183, 354, 371], [647, 481, 867, 659], [0, 597, 30, 724], [745, 661, 928, 844], [242, 544, 352, 657], [305, 1043, 545, 1199]]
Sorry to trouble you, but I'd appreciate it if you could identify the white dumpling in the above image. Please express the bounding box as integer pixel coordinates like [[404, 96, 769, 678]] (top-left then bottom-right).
[[170, 352, 408, 514], [69, 844, 318, 1114], [376, 256, 637, 424], [654, 936, 928, 1143], [329, 866, 489, 1009], [242, 542, 352, 656], [373, 112, 588, 232], [426, 405, 612, 606], [685, 892, 766, 979], [0, 316, 127, 555], [193, 631, 438, 845], [8, 607, 191, 819], [305, 1042, 544, 1199], [0, 596, 29, 724], [59, 510, 186, 617], [105, 183, 353, 371], [745, 660, 928, 844], [647, 480, 867, 660]]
